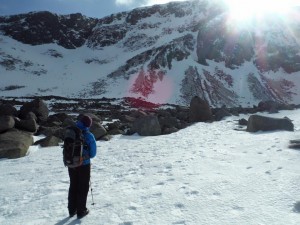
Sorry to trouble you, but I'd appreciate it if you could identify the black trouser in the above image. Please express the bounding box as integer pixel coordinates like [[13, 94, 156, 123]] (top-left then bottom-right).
[[68, 164, 90, 214]]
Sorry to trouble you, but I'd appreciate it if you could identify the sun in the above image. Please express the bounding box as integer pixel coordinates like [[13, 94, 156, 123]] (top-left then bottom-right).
[[223, 0, 296, 22]]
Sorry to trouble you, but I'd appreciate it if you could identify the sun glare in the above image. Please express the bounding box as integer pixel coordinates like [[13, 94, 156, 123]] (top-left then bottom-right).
[[224, 0, 296, 21]]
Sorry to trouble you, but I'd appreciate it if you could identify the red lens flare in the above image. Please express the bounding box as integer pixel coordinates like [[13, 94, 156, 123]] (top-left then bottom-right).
[[125, 69, 174, 108]]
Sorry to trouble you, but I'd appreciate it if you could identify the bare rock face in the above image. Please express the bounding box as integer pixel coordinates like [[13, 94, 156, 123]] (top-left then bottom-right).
[[0, 11, 98, 49], [0, 129, 33, 159], [246, 115, 294, 132], [189, 96, 213, 123]]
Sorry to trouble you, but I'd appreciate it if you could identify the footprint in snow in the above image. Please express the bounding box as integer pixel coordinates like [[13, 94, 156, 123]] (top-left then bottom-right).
[[119, 222, 133, 225], [231, 206, 245, 212], [172, 221, 186, 225], [293, 201, 300, 213]]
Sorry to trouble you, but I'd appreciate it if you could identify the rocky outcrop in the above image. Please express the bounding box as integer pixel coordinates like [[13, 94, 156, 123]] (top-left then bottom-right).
[[0, 11, 98, 49]]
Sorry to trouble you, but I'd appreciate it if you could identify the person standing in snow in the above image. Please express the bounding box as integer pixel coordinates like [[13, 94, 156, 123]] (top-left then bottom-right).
[[68, 115, 97, 219]]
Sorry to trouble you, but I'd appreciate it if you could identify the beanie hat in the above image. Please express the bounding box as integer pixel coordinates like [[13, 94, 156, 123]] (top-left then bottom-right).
[[80, 115, 92, 128]]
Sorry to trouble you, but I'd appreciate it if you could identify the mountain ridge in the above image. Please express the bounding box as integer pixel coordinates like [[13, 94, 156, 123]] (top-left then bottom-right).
[[0, 0, 300, 107]]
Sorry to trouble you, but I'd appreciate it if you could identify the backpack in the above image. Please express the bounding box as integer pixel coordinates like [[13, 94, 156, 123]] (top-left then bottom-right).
[[63, 126, 86, 168]]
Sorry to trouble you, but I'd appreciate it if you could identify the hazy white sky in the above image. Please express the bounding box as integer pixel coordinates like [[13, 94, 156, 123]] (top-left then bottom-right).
[[0, 0, 186, 18]]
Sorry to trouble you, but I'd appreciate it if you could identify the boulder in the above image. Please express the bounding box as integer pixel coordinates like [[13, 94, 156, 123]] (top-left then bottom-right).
[[19, 98, 49, 122], [189, 96, 212, 122], [90, 122, 107, 140], [162, 126, 179, 135], [0, 115, 15, 133], [132, 115, 161, 136], [246, 115, 294, 132], [0, 129, 33, 159], [158, 116, 180, 129], [257, 100, 280, 113], [238, 118, 248, 126], [15, 117, 38, 133], [36, 125, 64, 139], [62, 117, 75, 127], [214, 108, 232, 121], [0, 104, 18, 116], [34, 135, 62, 147]]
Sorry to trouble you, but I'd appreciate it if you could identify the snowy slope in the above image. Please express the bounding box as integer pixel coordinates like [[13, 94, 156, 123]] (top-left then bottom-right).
[[0, 0, 300, 107], [0, 109, 300, 225]]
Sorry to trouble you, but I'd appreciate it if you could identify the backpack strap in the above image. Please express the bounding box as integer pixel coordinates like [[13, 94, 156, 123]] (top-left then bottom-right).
[[81, 130, 91, 160]]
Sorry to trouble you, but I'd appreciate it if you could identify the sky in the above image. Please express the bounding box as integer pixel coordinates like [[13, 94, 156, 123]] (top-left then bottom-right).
[[0, 0, 186, 18], [0, 107, 300, 224]]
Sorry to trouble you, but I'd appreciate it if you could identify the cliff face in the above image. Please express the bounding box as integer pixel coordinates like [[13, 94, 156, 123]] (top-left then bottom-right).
[[0, 11, 98, 49], [0, 0, 299, 107]]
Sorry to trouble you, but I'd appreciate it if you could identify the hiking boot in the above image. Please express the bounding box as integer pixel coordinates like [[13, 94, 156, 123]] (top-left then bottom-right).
[[77, 209, 89, 219], [69, 210, 77, 218]]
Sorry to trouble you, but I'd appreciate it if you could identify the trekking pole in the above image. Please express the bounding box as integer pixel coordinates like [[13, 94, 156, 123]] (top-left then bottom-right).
[[90, 180, 95, 205], [90, 163, 95, 206]]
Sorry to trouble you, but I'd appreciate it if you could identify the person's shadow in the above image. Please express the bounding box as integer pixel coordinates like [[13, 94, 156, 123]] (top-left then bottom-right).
[[54, 216, 82, 225]]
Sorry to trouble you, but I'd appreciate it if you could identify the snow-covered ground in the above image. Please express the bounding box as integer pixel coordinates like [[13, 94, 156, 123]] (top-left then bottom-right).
[[0, 109, 300, 225]]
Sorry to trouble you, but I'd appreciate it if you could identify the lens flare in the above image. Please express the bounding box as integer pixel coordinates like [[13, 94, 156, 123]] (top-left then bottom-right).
[[126, 69, 174, 107]]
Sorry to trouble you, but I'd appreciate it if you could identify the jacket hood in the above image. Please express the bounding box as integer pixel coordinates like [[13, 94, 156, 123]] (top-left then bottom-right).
[[76, 121, 89, 131]]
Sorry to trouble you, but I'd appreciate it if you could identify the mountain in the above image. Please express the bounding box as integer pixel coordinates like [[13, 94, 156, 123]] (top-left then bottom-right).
[[0, 0, 300, 107]]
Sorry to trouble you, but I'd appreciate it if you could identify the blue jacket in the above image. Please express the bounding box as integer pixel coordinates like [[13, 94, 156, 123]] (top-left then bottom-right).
[[76, 121, 97, 165]]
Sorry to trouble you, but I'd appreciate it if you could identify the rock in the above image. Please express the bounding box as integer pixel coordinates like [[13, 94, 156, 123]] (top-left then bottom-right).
[[36, 125, 64, 139], [108, 128, 125, 135], [0, 104, 18, 116], [246, 115, 294, 132], [162, 126, 179, 135], [62, 117, 75, 127], [159, 116, 179, 128], [19, 98, 49, 122], [257, 100, 278, 111], [132, 115, 161, 136], [189, 96, 213, 122], [90, 122, 107, 140], [15, 117, 38, 133], [0, 129, 33, 159], [0, 115, 15, 133], [238, 118, 248, 126], [214, 108, 232, 121], [34, 135, 62, 147], [100, 135, 112, 141]]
